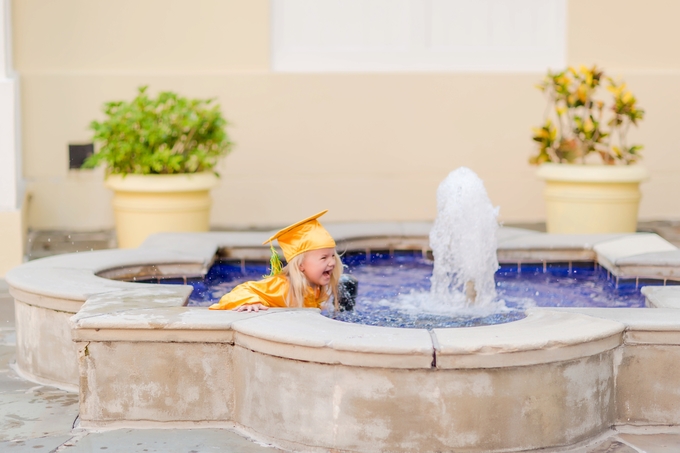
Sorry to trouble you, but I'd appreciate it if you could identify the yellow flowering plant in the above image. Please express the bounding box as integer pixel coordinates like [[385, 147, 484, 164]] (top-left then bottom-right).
[[530, 65, 644, 165]]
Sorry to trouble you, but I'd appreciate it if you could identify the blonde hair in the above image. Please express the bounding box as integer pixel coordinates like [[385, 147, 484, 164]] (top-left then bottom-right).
[[281, 250, 343, 310]]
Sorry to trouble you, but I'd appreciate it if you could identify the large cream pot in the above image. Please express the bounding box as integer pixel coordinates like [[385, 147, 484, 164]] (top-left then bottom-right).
[[105, 172, 219, 248], [537, 163, 649, 234]]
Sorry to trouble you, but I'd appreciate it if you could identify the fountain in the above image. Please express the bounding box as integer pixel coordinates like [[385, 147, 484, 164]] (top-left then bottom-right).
[[7, 168, 680, 452], [430, 167, 500, 308], [323, 167, 517, 329]]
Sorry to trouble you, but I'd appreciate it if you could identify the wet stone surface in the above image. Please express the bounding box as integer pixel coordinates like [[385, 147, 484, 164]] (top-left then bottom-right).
[[0, 358, 79, 442], [617, 433, 680, 453], [58, 429, 282, 453], [0, 435, 75, 453], [586, 438, 638, 453]]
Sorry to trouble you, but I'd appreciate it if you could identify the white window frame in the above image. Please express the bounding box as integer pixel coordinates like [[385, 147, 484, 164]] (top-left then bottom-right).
[[0, 0, 21, 211], [271, 0, 566, 73]]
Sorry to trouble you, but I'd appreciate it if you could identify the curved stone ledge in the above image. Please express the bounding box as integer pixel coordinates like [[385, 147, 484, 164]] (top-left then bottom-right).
[[6, 249, 213, 301], [10, 285, 85, 313], [232, 310, 434, 369], [547, 307, 680, 332], [69, 306, 626, 370], [14, 299, 79, 389], [433, 309, 624, 368], [642, 286, 680, 309], [73, 287, 191, 320], [72, 307, 270, 343]]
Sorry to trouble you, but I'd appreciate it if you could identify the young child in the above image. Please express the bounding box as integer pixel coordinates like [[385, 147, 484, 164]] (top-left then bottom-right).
[[209, 210, 343, 312]]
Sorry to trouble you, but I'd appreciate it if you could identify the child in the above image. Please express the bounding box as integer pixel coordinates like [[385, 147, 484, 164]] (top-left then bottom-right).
[[209, 210, 343, 312]]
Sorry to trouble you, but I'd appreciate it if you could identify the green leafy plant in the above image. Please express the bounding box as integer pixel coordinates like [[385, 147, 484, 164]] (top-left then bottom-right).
[[83, 86, 233, 175], [530, 65, 644, 165]]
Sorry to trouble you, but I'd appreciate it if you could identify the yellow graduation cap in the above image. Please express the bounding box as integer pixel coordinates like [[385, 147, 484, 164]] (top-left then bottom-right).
[[263, 210, 336, 274]]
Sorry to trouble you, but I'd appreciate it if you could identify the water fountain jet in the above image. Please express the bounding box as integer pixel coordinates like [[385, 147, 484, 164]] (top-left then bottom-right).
[[430, 167, 500, 308]]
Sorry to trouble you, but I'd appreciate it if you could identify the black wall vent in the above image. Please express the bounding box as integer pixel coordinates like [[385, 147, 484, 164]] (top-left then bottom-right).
[[69, 143, 94, 169]]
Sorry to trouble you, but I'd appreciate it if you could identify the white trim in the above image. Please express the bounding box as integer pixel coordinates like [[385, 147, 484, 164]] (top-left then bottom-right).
[[0, 81, 17, 210], [0, 0, 21, 211], [272, 0, 566, 73], [0, 0, 10, 77]]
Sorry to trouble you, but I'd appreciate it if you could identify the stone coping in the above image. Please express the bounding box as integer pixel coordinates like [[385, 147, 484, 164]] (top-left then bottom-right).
[[70, 305, 626, 370], [8, 224, 680, 370], [544, 307, 680, 330], [5, 249, 207, 303], [641, 287, 680, 309]]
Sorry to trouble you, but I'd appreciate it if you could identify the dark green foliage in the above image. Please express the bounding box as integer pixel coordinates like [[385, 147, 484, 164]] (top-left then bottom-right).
[[83, 86, 233, 175]]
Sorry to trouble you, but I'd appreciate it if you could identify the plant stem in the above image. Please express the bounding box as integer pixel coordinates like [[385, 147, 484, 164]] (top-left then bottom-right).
[[171, 127, 197, 155]]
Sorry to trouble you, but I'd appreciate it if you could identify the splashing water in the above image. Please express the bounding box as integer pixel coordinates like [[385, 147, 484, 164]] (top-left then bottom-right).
[[429, 167, 501, 308]]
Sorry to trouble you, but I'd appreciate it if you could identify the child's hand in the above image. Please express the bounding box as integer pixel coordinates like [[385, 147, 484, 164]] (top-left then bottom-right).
[[235, 303, 269, 312]]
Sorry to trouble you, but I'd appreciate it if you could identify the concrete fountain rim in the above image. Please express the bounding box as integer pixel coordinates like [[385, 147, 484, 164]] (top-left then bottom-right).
[[8, 223, 680, 372], [10, 223, 680, 453]]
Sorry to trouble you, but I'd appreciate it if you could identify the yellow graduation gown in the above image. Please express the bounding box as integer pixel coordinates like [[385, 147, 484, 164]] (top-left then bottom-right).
[[208, 274, 328, 310]]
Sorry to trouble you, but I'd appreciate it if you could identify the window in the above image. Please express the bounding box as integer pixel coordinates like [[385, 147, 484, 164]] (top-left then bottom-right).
[[272, 0, 566, 72]]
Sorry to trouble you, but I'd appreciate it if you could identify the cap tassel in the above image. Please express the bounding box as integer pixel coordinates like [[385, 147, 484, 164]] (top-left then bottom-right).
[[266, 243, 284, 277]]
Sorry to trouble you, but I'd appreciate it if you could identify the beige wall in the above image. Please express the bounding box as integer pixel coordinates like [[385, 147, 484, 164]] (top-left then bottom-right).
[[568, 0, 680, 71], [0, 209, 23, 276], [13, 0, 269, 73], [12, 0, 680, 230]]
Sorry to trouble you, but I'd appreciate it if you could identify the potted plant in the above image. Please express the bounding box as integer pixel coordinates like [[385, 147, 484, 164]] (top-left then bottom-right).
[[529, 65, 647, 234], [83, 86, 233, 248]]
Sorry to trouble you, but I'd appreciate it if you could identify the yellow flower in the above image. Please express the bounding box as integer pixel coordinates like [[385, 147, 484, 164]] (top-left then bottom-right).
[[577, 85, 588, 103], [583, 118, 594, 133]]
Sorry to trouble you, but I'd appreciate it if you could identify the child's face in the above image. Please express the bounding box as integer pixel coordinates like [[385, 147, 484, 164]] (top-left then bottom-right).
[[299, 248, 336, 286]]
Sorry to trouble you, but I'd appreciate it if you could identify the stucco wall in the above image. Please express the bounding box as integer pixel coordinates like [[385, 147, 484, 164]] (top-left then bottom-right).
[[12, 0, 680, 230]]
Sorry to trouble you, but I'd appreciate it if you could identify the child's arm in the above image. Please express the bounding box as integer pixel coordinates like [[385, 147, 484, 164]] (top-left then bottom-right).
[[209, 275, 287, 311]]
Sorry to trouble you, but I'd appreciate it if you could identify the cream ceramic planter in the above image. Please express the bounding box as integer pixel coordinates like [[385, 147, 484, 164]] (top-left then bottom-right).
[[105, 172, 219, 248], [537, 163, 649, 234]]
